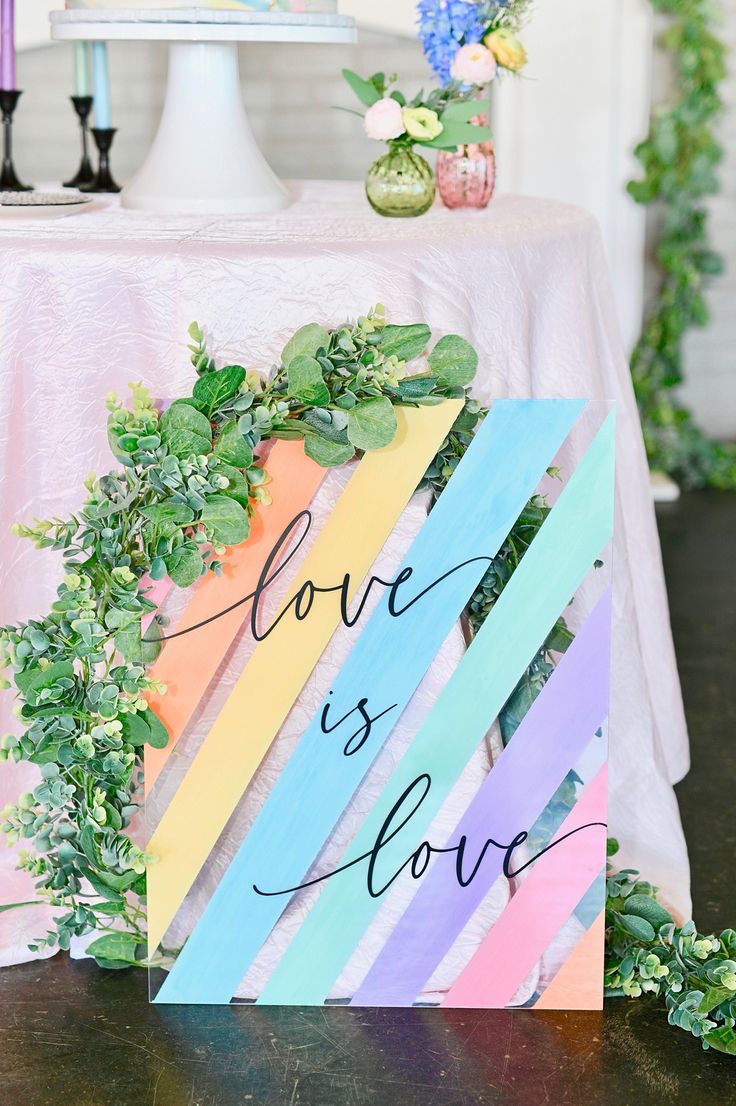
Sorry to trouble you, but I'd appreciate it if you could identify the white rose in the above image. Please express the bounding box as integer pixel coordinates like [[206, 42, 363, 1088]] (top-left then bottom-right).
[[364, 97, 406, 142]]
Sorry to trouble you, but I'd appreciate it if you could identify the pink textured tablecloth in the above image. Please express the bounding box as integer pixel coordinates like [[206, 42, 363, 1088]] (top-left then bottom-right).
[[0, 183, 691, 968]]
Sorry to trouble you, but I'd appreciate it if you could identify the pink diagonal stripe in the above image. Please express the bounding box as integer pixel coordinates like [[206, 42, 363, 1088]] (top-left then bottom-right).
[[443, 765, 608, 1008]]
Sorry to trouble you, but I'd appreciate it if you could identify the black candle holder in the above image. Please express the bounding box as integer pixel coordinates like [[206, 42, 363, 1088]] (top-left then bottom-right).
[[64, 95, 96, 189], [81, 127, 121, 194], [0, 89, 32, 192]]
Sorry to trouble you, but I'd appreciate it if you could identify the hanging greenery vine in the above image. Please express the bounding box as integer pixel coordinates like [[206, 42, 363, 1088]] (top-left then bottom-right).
[[629, 0, 736, 489]]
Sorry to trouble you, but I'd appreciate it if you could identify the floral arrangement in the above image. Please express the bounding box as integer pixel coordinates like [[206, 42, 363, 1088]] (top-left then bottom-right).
[[342, 69, 490, 151], [0, 309, 733, 1055], [417, 0, 530, 86], [342, 71, 493, 216]]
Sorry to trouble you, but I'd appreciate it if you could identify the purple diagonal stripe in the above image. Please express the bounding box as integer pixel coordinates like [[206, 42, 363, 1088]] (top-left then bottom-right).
[[352, 587, 612, 1007]]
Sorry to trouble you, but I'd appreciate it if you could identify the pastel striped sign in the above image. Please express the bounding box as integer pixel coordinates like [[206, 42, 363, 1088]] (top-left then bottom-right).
[[147, 400, 615, 1009]]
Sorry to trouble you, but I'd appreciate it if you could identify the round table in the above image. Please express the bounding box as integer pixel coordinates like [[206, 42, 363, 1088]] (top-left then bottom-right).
[[50, 9, 357, 214], [0, 186, 692, 967]]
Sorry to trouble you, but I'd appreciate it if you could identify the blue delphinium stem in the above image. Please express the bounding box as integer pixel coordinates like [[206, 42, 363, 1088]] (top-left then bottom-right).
[[417, 0, 512, 84]]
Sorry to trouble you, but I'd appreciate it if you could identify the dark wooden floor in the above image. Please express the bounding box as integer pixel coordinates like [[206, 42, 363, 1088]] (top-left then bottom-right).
[[1, 492, 734, 1106]]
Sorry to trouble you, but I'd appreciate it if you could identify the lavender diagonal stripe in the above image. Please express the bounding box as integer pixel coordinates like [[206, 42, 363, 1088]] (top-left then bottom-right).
[[351, 587, 612, 1006]]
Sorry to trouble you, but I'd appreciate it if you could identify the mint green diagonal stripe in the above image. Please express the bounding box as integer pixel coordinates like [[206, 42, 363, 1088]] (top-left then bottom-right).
[[259, 411, 615, 1006]]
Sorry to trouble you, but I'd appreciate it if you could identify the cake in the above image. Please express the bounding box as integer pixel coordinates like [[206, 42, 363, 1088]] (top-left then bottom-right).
[[65, 1, 338, 11]]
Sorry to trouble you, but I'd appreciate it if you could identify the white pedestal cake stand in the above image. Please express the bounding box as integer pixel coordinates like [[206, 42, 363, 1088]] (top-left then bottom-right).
[[50, 9, 357, 214]]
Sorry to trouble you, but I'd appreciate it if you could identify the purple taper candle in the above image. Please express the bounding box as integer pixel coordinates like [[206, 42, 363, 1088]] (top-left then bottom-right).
[[0, 0, 16, 90]]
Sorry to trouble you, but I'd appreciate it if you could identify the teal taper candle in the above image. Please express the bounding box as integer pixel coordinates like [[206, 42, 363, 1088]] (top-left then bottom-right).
[[91, 41, 111, 128]]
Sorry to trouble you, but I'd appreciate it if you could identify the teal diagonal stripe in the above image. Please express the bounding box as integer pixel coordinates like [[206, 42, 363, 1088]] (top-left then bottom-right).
[[260, 411, 615, 1005]]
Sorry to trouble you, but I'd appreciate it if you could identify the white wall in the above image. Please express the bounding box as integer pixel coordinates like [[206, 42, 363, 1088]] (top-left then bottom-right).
[[13, 0, 56, 50], [492, 0, 653, 353], [342, 0, 416, 35]]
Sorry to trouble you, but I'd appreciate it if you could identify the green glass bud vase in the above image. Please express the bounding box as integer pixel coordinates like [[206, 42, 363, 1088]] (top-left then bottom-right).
[[365, 142, 435, 218]]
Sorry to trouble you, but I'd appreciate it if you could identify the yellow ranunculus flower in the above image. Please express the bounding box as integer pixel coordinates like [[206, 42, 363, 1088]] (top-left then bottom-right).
[[484, 27, 527, 72], [402, 107, 443, 142]]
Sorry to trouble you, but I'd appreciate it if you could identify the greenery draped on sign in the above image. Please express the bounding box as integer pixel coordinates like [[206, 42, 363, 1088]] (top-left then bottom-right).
[[1, 309, 734, 1050]]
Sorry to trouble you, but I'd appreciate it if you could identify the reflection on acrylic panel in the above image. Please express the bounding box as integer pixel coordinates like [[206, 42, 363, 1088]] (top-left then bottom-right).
[[144, 398, 615, 1008]]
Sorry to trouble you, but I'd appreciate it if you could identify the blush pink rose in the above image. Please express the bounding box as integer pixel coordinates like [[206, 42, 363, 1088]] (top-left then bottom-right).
[[364, 97, 406, 141], [450, 42, 498, 86]]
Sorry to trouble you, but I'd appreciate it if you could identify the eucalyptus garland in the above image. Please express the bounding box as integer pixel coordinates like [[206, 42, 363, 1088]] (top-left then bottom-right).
[[629, 0, 736, 489], [0, 307, 557, 967]]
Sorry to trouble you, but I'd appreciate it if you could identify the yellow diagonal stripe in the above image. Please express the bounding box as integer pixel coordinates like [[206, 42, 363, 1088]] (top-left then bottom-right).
[[147, 400, 463, 953]]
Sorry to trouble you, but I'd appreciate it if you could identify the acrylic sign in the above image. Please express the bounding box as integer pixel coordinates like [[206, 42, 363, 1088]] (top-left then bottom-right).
[[145, 399, 615, 1008]]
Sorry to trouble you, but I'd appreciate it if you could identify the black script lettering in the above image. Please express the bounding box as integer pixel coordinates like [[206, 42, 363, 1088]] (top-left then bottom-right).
[[144, 510, 494, 646], [253, 771, 606, 901], [320, 692, 398, 756]]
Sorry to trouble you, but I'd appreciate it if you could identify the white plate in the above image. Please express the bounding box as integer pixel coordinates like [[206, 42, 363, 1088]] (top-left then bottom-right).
[[0, 192, 95, 219]]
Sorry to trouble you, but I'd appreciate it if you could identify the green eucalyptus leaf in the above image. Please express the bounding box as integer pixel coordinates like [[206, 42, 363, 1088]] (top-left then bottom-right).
[[164, 543, 203, 588], [394, 375, 438, 400], [346, 396, 398, 451], [120, 711, 151, 747], [214, 422, 254, 468], [81, 868, 125, 903], [288, 355, 331, 406], [302, 408, 349, 444], [15, 660, 74, 701], [282, 323, 331, 367], [614, 911, 656, 943], [160, 402, 212, 459], [141, 502, 195, 536], [342, 68, 381, 107], [200, 494, 250, 546], [86, 931, 144, 968], [440, 99, 491, 124], [623, 893, 674, 931], [143, 707, 170, 750], [79, 824, 101, 867], [427, 334, 479, 388], [423, 121, 492, 150], [216, 464, 252, 509], [377, 324, 431, 362], [192, 364, 245, 416], [304, 436, 356, 468], [116, 620, 163, 665], [697, 984, 736, 1016], [93, 870, 140, 893], [107, 418, 140, 468], [703, 1026, 736, 1056]]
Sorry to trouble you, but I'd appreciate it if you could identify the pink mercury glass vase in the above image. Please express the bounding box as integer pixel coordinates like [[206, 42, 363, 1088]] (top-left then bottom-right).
[[437, 139, 496, 210]]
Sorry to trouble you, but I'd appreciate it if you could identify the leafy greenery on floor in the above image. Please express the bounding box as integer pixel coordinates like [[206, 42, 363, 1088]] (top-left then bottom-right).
[[605, 840, 736, 1055]]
